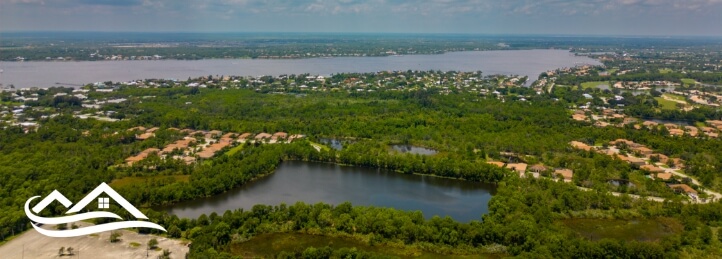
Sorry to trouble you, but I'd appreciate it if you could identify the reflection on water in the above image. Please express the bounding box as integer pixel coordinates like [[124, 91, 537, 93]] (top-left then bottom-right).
[[319, 138, 346, 150], [161, 161, 496, 222], [391, 145, 438, 155]]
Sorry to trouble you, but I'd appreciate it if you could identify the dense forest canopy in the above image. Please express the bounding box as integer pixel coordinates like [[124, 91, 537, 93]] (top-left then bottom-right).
[[1, 85, 721, 258]]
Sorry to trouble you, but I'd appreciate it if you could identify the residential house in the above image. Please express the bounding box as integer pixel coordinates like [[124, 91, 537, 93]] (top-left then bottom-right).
[[663, 123, 679, 130], [671, 158, 684, 168], [255, 132, 272, 140], [618, 155, 647, 166], [205, 130, 223, 139], [288, 134, 304, 142], [237, 133, 252, 141], [650, 153, 669, 164], [642, 121, 659, 128], [610, 139, 639, 148], [572, 114, 588, 121], [528, 164, 547, 178], [655, 172, 673, 181], [272, 132, 288, 141], [505, 163, 528, 177], [555, 169, 574, 183], [128, 126, 147, 132], [570, 141, 593, 151], [684, 126, 699, 137], [632, 146, 654, 156], [135, 132, 154, 140], [668, 184, 698, 199], [669, 129, 684, 136], [640, 165, 664, 173]]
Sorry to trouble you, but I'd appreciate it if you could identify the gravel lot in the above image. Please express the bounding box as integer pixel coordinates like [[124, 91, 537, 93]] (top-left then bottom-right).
[[0, 222, 188, 259]]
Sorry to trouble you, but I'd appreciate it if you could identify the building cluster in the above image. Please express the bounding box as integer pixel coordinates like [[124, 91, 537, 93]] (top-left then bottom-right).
[[572, 108, 721, 139], [571, 139, 700, 200], [486, 160, 575, 183], [113, 71, 527, 95], [123, 127, 304, 166]]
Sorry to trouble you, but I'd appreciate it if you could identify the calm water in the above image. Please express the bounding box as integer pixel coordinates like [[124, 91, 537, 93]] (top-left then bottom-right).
[[319, 138, 345, 150], [162, 161, 497, 222], [0, 49, 600, 88], [391, 145, 438, 155]]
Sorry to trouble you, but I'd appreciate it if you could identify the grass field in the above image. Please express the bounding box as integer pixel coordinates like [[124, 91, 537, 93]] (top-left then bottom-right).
[[659, 68, 673, 74], [655, 97, 679, 110], [309, 141, 331, 152], [109, 175, 190, 188], [559, 217, 683, 242], [225, 144, 244, 156], [681, 78, 698, 86], [580, 81, 610, 89], [663, 94, 686, 102], [606, 68, 618, 75], [231, 232, 502, 258]]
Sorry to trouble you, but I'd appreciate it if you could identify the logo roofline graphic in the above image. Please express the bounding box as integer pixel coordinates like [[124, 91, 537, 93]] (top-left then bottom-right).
[[66, 182, 148, 219], [26, 196, 123, 224], [32, 190, 72, 213], [25, 182, 165, 237]]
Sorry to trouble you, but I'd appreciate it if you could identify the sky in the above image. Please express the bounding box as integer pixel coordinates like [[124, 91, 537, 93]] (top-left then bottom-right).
[[1, 0, 721, 36]]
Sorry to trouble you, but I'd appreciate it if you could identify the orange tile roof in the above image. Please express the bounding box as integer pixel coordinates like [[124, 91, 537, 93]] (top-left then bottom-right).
[[640, 165, 664, 173], [570, 141, 592, 151], [669, 184, 697, 194], [487, 161, 505, 168], [656, 172, 673, 180], [555, 169, 574, 181]]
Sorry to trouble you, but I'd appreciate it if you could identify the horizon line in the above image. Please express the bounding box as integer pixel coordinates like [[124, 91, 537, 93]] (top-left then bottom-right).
[[1, 30, 721, 39]]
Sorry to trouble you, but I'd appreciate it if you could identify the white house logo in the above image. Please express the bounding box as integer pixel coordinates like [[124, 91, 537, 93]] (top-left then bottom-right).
[[24, 182, 166, 237]]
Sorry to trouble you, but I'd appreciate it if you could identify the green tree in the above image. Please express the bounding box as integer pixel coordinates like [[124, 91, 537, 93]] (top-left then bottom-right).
[[168, 225, 182, 238], [148, 238, 159, 249], [110, 231, 122, 243]]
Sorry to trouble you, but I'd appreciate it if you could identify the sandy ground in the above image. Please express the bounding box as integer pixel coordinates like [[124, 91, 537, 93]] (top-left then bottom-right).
[[0, 222, 188, 259]]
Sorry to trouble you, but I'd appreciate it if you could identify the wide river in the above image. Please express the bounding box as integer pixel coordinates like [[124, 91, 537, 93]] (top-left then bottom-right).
[[161, 161, 497, 222], [0, 49, 600, 88]]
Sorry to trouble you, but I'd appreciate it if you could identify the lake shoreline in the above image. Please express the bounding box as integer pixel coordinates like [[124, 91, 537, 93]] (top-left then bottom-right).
[[159, 160, 497, 221]]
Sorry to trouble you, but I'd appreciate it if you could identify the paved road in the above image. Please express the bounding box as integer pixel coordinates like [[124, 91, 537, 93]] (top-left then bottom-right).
[[655, 162, 722, 203], [577, 186, 666, 202]]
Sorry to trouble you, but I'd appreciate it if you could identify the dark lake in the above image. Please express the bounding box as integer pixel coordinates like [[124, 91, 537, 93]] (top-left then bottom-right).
[[161, 161, 497, 222], [0, 49, 600, 88]]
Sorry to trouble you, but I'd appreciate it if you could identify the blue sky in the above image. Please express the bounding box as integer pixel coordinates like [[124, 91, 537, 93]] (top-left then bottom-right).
[[1, 0, 721, 36]]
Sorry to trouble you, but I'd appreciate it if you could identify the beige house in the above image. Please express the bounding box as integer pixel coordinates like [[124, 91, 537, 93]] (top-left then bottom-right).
[[555, 169, 574, 183]]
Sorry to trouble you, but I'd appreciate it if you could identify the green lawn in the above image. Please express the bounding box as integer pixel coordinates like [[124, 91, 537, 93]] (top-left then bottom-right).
[[663, 94, 686, 102], [659, 68, 673, 74], [225, 144, 244, 156], [606, 68, 618, 75], [309, 141, 331, 152], [231, 232, 503, 258], [681, 78, 697, 86], [580, 81, 610, 89], [559, 217, 683, 242], [655, 97, 678, 110]]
